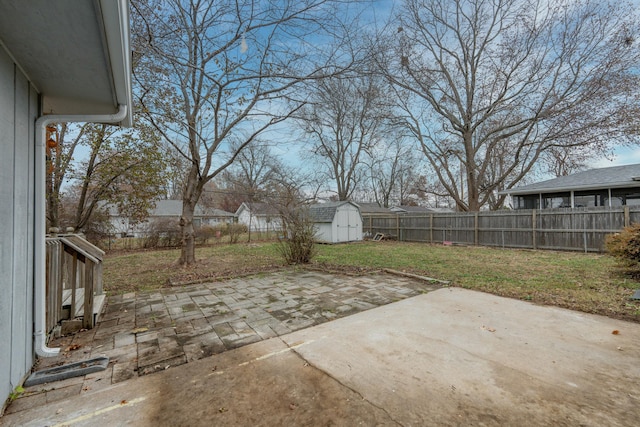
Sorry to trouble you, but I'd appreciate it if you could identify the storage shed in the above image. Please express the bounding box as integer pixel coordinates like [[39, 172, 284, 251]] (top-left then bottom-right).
[[309, 201, 363, 243]]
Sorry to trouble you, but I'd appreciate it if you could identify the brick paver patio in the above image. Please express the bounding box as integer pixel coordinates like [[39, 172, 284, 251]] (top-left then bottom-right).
[[9, 270, 436, 413]]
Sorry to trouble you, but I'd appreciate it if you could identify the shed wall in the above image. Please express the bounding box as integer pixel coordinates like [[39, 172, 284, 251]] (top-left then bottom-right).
[[0, 46, 38, 405], [314, 223, 333, 243]]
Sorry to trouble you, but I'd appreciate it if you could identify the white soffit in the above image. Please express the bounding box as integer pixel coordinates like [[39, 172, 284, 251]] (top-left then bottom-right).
[[0, 0, 132, 126]]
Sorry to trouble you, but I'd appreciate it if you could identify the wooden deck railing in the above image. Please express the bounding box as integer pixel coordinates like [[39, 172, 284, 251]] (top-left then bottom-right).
[[45, 232, 105, 334]]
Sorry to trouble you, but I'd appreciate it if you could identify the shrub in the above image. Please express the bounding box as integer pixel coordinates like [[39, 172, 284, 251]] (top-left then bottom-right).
[[227, 223, 247, 244], [276, 207, 316, 264], [141, 218, 181, 248], [195, 225, 217, 244], [605, 223, 640, 276]]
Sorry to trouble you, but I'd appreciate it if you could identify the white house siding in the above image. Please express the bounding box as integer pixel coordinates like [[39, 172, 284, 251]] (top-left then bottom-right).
[[0, 46, 38, 405], [237, 209, 281, 232]]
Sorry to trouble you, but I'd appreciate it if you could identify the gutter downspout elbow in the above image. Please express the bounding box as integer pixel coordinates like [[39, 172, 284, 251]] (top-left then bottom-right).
[[34, 105, 128, 357]]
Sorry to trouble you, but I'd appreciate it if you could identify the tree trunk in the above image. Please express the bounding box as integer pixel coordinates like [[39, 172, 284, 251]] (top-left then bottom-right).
[[179, 199, 197, 265], [179, 165, 202, 266]]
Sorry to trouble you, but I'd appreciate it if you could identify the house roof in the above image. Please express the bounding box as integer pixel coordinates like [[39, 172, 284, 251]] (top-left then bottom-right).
[[308, 201, 361, 223], [151, 200, 235, 218], [236, 202, 280, 216], [503, 164, 640, 196], [106, 200, 235, 218], [0, 0, 132, 126], [356, 202, 393, 214], [391, 205, 437, 214]]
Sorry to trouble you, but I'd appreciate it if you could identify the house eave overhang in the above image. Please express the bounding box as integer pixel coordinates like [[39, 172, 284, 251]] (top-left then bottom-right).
[[0, 0, 133, 126]]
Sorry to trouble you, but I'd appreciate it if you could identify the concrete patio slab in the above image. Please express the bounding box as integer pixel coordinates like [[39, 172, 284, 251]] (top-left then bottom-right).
[[3, 287, 640, 426]]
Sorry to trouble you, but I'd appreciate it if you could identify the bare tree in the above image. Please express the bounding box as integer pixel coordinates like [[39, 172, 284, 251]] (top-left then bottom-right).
[[223, 142, 283, 201], [378, 0, 640, 211], [298, 74, 390, 201], [367, 137, 421, 207], [132, 0, 360, 265]]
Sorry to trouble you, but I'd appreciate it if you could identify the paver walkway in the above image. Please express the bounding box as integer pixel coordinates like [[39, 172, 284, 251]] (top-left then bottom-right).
[[9, 270, 435, 413]]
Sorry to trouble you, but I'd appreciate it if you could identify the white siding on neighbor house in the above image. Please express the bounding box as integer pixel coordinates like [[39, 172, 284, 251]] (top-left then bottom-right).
[[0, 46, 38, 404], [238, 209, 281, 232]]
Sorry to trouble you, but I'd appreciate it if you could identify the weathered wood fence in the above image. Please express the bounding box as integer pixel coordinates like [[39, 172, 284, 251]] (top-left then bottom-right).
[[362, 206, 640, 252]]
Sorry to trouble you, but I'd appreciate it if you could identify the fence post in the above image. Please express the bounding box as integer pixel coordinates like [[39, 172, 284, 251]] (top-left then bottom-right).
[[624, 206, 630, 228], [532, 210, 537, 250], [83, 260, 94, 329], [429, 214, 433, 244], [474, 212, 479, 246], [396, 215, 400, 241]]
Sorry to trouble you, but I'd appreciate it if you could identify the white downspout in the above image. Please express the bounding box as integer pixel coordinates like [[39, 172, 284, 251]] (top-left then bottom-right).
[[34, 105, 128, 357]]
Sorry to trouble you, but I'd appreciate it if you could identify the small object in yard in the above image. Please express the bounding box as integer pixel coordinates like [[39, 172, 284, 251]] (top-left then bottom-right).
[[289, 402, 297, 410], [631, 290, 640, 300], [612, 330, 620, 335], [373, 233, 384, 241], [443, 241, 453, 246]]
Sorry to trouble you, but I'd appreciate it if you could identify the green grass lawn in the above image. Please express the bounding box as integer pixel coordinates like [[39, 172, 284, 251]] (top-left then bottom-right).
[[103, 240, 640, 322]]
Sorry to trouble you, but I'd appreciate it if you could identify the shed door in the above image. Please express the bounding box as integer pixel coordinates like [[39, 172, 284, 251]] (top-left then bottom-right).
[[336, 207, 359, 242]]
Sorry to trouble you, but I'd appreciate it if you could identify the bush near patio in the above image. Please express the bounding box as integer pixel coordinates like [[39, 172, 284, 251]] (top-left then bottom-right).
[[606, 223, 640, 278]]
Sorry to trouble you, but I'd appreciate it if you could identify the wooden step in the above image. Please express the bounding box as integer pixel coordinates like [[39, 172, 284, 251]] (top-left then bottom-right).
[[62, 289, 106, 325]]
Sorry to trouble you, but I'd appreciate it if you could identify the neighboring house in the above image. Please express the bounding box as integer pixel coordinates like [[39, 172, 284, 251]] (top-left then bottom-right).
[[108, 200, 236, 237], [391, 205, 454, 214], [308, 201, 363, 243], [356, 202, 394, 215], [236, 202, 283, 232], [0, 0, 132, 408], [503, 164, 640, 209]]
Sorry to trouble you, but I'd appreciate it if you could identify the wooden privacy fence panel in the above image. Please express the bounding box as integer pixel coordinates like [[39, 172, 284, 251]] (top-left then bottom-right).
[[363, 206, 640, 252]]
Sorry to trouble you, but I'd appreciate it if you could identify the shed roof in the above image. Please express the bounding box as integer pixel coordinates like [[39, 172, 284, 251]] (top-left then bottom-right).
[[0, 0, 132, 125], [308, 201, 360, 223], [503, 164, 640, 196]]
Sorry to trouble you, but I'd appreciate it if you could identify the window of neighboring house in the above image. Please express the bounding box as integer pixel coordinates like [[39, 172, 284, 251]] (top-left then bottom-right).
[[609, 189, 640, 206], [193, 218, 201, 228], [542, 193, 570, 209], [626, 195, 640, 206], [514, 195, 539, 209], [605, 196, 624, 207], [574, 191, 607, 208]]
